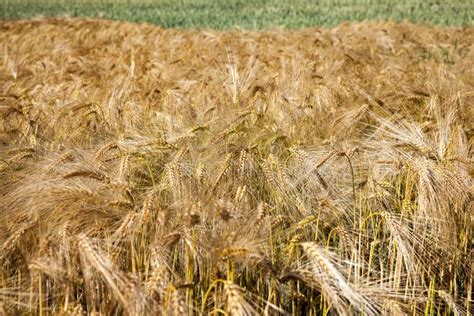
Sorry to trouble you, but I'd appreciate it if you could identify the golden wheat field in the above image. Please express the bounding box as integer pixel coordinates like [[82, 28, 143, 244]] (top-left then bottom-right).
[[0, 18, 473, 315]]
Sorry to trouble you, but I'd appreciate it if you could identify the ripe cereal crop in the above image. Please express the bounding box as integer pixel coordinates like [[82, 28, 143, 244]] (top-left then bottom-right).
[[0, 18, 473, 315]]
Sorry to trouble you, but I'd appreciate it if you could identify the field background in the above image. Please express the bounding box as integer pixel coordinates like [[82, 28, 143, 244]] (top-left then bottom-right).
[[1, 1, 473, 316], [2, 0, 474, 29]]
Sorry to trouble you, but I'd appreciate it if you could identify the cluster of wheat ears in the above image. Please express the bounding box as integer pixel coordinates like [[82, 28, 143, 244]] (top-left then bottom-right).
[[0, 18, 473, 315]]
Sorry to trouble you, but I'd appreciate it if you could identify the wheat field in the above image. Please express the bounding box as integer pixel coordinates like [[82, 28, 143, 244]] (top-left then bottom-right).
[[0, 18, 473, 315]]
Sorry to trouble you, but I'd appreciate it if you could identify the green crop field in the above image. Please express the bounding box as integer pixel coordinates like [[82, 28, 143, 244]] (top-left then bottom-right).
[[2, 0, 473, 29]]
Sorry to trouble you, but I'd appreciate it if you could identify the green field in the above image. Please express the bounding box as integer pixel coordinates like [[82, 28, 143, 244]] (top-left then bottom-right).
[[2, 0, 473, 29]]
